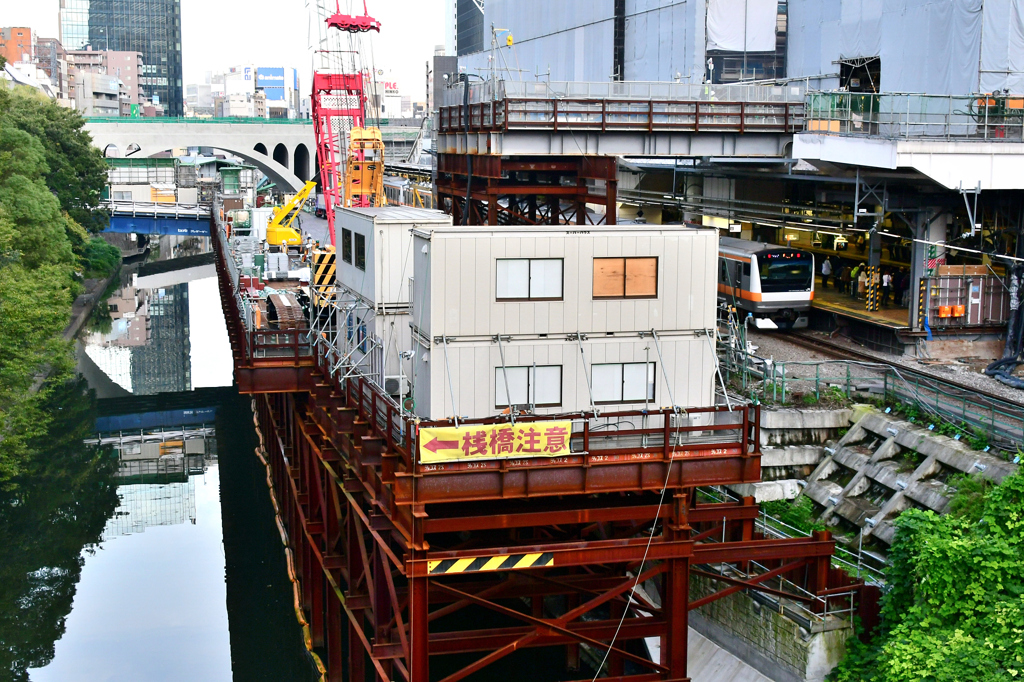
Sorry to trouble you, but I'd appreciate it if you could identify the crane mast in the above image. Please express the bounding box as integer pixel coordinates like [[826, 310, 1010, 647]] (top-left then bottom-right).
[[310, 0, 382, 246]]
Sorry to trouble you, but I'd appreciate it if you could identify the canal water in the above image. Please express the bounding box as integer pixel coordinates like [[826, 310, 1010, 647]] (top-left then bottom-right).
[[0, 238, 317, 682], [2, 236, 595, 682]]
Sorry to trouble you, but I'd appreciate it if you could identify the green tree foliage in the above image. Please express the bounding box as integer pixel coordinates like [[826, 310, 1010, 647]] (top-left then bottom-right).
[[830, 471, 1024, 681], [1, 86, 107, 233], [0, 378, 119, 681], [81, 236, 121, 278], [0, 82, 110, 486]]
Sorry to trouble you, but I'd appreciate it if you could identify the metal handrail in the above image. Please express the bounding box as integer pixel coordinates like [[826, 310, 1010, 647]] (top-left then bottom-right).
[[719, 344, 1023, 453], [699, 485, 887, 586], [804, 91, 1024, 141], [86, 116, 312, 125]]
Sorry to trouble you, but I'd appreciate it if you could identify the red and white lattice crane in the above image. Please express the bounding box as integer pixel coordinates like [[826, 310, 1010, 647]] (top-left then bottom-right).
[[310, 0, 381, 246]]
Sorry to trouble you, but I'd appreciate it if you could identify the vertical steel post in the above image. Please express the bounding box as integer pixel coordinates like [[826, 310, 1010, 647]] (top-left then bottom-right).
[[408, 554, 430, 682], [372, 545, 392, 682]]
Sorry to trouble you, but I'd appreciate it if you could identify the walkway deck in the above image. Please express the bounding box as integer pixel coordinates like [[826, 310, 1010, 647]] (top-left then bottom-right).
[[813, 275, 911, 329]]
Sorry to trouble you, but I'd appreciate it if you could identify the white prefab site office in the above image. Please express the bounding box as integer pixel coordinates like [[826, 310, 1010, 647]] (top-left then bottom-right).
[[408, 224, 721, 422]]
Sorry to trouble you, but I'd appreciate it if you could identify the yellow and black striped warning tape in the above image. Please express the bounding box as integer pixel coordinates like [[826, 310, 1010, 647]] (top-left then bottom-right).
[[311, 248, 336, 306], [428, 552, 555, 575], [312, 249, 336, 287]]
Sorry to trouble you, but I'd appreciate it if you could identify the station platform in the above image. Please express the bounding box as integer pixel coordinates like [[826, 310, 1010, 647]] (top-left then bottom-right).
[[803, 245, 909, 271], [813, 276, 911, 330]]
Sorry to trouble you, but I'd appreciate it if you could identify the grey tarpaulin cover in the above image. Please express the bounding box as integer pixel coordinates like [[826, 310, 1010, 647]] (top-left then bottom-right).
[[788, 0, 984, 95], [980, 0, 1024, 93], [707, 0, 779, 52], [458, 0, 706, 83]]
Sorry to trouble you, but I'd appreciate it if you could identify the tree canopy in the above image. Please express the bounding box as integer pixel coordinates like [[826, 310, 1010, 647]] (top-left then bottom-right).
[[831, 471, 1024, 682], [1, 86, 107, 233], [0, 82, 113, 486]]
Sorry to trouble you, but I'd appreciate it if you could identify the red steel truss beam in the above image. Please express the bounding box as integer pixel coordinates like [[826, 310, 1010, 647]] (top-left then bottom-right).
[[312, 72, 366, 246], [246, 388, 850, 682], [421, 498, 760, 534]]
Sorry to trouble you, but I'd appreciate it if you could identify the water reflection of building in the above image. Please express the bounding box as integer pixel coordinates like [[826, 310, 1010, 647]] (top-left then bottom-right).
[[131, 283, 191, 394], [102, 479, 198, 540], [98, 429, 217, 540], [84, 281, 192, 395]]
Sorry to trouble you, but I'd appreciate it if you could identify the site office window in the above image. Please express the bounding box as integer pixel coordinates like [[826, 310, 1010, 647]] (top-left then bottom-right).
[[341, 228, 353, 264], [496, 258, 563, 301], [495, 365, 562, 408], [593, 257, 658, 299], [592, 362, 655, 404], [355, 232, 366, 271]]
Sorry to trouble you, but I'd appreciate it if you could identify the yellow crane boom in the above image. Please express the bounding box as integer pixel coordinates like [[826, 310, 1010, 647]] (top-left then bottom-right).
[[267, 180, 317, 246]]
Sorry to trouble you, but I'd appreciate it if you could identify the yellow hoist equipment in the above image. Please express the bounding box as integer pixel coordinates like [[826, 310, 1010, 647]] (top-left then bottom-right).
[[267, 180, 317, 246], [343, 127, 386, 208]]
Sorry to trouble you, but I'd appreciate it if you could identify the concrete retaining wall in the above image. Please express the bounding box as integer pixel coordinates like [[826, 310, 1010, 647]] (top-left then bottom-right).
[[761, 409, 853, 447], [689, 574, 853, 682]]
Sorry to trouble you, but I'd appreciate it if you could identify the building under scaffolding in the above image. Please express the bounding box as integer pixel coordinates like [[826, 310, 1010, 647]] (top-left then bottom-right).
[[430, 0, 1024, 359]]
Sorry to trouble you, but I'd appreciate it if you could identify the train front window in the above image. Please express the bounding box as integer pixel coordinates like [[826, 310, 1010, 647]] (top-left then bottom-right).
[[759, 253, 812, 292]]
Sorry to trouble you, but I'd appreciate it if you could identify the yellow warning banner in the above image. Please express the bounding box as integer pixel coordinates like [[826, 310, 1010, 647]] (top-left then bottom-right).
[[419, 421, 573, 463]]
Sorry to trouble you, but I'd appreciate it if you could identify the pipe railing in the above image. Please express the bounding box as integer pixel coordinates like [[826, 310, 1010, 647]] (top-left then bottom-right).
[[805, 91, 1024, 141], [719, 344, 1023, 454]]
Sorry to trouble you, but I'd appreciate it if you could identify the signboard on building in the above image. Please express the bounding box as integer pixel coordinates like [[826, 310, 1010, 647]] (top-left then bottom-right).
[[419, 421, 573, 463]]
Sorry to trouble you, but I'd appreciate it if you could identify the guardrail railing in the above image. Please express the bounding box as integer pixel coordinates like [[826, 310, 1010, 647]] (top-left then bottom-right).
[[104, 200, 212, 217], [439, 97, 804, 135], [700, 485, 888, 587], [719, 344, 1024, 455], [442, 80, 808, 107], [87, 116, 312, 125], [804, 92, 1024, 141], [338, 368, 760, 474]]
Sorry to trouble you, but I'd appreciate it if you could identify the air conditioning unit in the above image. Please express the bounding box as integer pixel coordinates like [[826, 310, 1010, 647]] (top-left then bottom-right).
[[384, 375, 409, 396]]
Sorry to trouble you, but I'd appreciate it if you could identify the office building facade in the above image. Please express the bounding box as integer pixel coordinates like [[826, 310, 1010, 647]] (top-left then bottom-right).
[[59, 0, 182, 115]]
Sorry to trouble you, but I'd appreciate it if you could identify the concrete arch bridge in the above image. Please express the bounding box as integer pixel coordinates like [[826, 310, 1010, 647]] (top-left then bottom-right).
[[84, 118, 316, 193]]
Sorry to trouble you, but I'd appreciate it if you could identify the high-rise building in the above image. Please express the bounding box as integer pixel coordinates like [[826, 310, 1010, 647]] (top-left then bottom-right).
[[0, 27, 34, 65], [59, 0, 183, 116], [454, 0, 484, 56], [131, 282, 191, 394]]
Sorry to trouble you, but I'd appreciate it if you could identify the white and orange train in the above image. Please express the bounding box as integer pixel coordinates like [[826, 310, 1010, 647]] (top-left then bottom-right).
[[718, 237, 815, 329]]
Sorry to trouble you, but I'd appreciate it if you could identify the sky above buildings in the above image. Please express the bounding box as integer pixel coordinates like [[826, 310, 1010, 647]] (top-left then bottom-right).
[[10, 0, 444, 102]]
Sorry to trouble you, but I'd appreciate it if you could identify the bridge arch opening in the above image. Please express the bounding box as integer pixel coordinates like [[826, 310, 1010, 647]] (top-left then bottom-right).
[[254, 142, 268, 155], [294, 144, 310, 182], [103, 144, 121, 158], [273, 143, 289, 169], [139, 146, 304, 193]]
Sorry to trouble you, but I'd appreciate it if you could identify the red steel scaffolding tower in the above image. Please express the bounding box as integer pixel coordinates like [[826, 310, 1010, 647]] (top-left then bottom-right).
[[311, 1, 380, 246]]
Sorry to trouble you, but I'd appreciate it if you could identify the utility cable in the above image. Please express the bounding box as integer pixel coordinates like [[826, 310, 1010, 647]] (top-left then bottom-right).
[[591, 414, 684, 681]]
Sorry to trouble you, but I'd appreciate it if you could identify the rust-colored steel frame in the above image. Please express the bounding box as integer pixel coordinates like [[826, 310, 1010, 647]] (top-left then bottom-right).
[[436, 98, 804, 136], [435, 154, 618, 227], [211, 219, 316, 394], [245, 372, 851, 682], [216, 234, 856, 682]]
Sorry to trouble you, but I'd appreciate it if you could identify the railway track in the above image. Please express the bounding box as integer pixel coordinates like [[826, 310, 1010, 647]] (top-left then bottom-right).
[[783, 331, 1024, 451]]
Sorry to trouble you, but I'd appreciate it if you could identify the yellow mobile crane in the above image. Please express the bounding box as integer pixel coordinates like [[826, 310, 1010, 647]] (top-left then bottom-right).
[[343, 127, 387, 208], [267, 180, 317, 246]]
